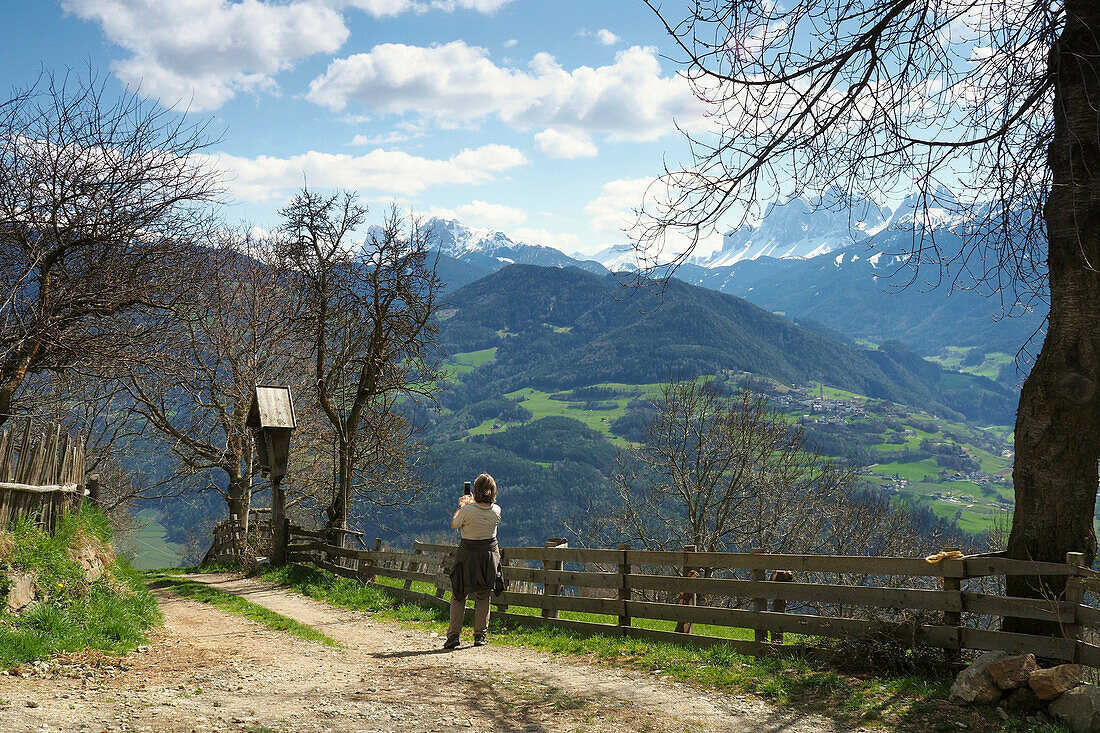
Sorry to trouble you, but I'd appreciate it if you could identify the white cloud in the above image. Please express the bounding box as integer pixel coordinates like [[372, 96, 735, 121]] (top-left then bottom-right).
[[582, 176, 723, 258], [344, 0, 416, 15], [64, 0, 518, 111], [596, 29, 620, 46], [63, 0, 349, 111], [348, 129, 422, 146], [430, 0, 513, 10], [200, 144, 527, 202], [584, 177, 651, 236], [307, 42, 703, 141], [503, 39, 518, 48], [430, 201, 528, 228], [534, 128, 598, 158]]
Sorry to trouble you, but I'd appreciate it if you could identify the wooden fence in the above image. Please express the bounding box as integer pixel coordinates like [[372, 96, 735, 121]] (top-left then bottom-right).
[[0, 422, 86, 530], [205, 510, 274, 565], [284, 526, 1100, 667]]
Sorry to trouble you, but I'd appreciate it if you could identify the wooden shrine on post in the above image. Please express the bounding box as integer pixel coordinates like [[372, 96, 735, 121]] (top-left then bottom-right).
[[246, 385, 296, 565]]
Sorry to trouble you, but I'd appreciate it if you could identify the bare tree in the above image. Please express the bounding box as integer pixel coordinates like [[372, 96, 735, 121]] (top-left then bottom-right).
[[0, 70, 219, 424], [639, 0, 1099, 630], [126, 230, 325, 553], [610, 378, 855, 555], [278, 191, 443, 537]]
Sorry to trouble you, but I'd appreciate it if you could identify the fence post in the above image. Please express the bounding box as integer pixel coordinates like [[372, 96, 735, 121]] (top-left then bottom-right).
[[403, 547, 422, 590], [1065, 552, 1086, 662], [362, 538, 381, 582], [751, 547, 768, 644], [496, 548, 509, 615], [270, 476, 287, 566], [231, 514, 243, 561], [542, 538, 566, 619], [434, 546, 449, 601], [675, 545, 697, 634], [618, 543, 631, 628], [940, 546, 963, 663], [769, 570, 794, 643]]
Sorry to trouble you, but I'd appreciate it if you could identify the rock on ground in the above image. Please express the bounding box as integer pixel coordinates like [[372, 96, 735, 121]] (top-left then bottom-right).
[[5, 570, 35, 613], [988, 654, 1038, 691], [1029, 664, 1083, 701], [949, 651, 1011, 705], [1048, 684, 1100, 733], [1006, 686, 1045, 713]]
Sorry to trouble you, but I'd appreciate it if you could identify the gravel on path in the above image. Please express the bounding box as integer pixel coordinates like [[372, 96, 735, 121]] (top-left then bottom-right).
[[0, 572, 856, 732]]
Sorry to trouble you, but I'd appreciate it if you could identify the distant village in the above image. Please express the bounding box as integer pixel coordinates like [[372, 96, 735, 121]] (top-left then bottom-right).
[[748, 379, 1015, 525]]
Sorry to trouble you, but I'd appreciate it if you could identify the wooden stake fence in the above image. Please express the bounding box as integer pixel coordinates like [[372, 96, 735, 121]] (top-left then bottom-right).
[[0, 422, 87, 530], [280, 525, 1100, 666]]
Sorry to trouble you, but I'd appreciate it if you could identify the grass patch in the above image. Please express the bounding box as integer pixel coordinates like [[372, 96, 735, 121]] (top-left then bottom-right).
[[0, 509, 161, 667], [145, 571, 339, 648], [444, 347, 498, 377]]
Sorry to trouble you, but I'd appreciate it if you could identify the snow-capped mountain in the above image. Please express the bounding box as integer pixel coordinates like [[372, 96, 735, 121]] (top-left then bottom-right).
[[693, 189, 892, 268], [888, 186, 969, 232], [586, 243, 641, 273], [673, 223, 1046, 367], [425, 218, 607, 275]]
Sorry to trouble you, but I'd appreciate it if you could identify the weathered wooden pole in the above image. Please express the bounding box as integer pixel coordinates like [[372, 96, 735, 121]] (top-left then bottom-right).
[[542, 538, 567, 620], [675, 544, 697, 634], [751, 547, 768, 644], [270, 475, 287, 566]]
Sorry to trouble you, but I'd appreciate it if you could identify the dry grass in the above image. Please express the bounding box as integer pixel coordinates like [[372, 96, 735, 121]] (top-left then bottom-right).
[[0, 531, 12, 562]]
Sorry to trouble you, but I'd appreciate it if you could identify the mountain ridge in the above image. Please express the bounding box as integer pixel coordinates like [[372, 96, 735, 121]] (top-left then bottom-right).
[[439, 264, 1017, 425]]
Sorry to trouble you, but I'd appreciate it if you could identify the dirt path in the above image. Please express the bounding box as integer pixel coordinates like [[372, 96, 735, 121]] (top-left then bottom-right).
[[1, 573, 855, 732]]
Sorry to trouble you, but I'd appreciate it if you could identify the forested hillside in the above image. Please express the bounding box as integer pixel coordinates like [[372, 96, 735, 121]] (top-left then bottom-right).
[[438, 265, 1015, 424], [350, 264, 1015, 547]]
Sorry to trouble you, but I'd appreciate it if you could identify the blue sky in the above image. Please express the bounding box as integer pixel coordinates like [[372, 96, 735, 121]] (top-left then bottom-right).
[[1, 0, 713, 256]]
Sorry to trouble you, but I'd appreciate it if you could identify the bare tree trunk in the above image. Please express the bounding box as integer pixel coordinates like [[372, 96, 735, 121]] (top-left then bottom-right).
[[227, 475, 252, 556], [1005, 0, 1100, 633], [326, 440, 351, 536]]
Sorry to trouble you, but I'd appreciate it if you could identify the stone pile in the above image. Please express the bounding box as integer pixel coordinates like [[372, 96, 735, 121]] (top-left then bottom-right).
[[949, 651, 1100, 732]]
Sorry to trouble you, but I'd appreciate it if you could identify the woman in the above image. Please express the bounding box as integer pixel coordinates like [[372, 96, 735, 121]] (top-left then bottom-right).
[[444, 473, 503, 649]]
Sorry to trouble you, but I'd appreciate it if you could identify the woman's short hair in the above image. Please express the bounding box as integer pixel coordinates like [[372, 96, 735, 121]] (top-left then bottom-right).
[[472, 473, 497, 504]]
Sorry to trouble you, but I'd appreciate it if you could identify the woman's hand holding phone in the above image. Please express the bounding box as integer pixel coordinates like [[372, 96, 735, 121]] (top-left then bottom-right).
[[458, 494, 475, 507]]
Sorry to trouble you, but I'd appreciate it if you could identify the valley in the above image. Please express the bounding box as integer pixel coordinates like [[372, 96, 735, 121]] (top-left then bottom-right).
[[129, 258, 1024, 563], [437, 345, 1014, 539], [123, 209, 1045, 566]]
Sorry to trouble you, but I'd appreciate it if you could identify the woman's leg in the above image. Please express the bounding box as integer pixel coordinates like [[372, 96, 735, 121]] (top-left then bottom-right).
[[447, 593, 466, 643], [473, 589, 491, 641]]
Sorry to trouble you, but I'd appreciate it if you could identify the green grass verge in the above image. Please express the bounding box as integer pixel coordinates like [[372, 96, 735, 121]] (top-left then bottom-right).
[[145, 571, 339, 648], [0, 510, 162, 667], [256, 564, 1050, 731]]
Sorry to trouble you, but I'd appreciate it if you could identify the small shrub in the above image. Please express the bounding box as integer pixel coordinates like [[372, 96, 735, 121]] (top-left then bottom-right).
[[823, 628, 951, 677]]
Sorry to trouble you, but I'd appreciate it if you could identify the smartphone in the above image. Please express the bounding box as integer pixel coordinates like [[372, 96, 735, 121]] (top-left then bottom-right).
[[463, 481, 472, 496]]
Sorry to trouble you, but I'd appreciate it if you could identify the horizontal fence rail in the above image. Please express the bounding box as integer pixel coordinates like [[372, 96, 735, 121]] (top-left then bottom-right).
[[281, 527, 1100, 666]]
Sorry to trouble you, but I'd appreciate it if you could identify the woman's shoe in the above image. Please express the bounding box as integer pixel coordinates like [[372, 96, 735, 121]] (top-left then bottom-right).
[[443, 638, 460, 649], [473, 636, 487, 646]]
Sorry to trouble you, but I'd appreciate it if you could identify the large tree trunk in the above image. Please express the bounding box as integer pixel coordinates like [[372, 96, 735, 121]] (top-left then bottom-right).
[[325, 440, 352, 543], [1004, 0, 1100, 634]]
